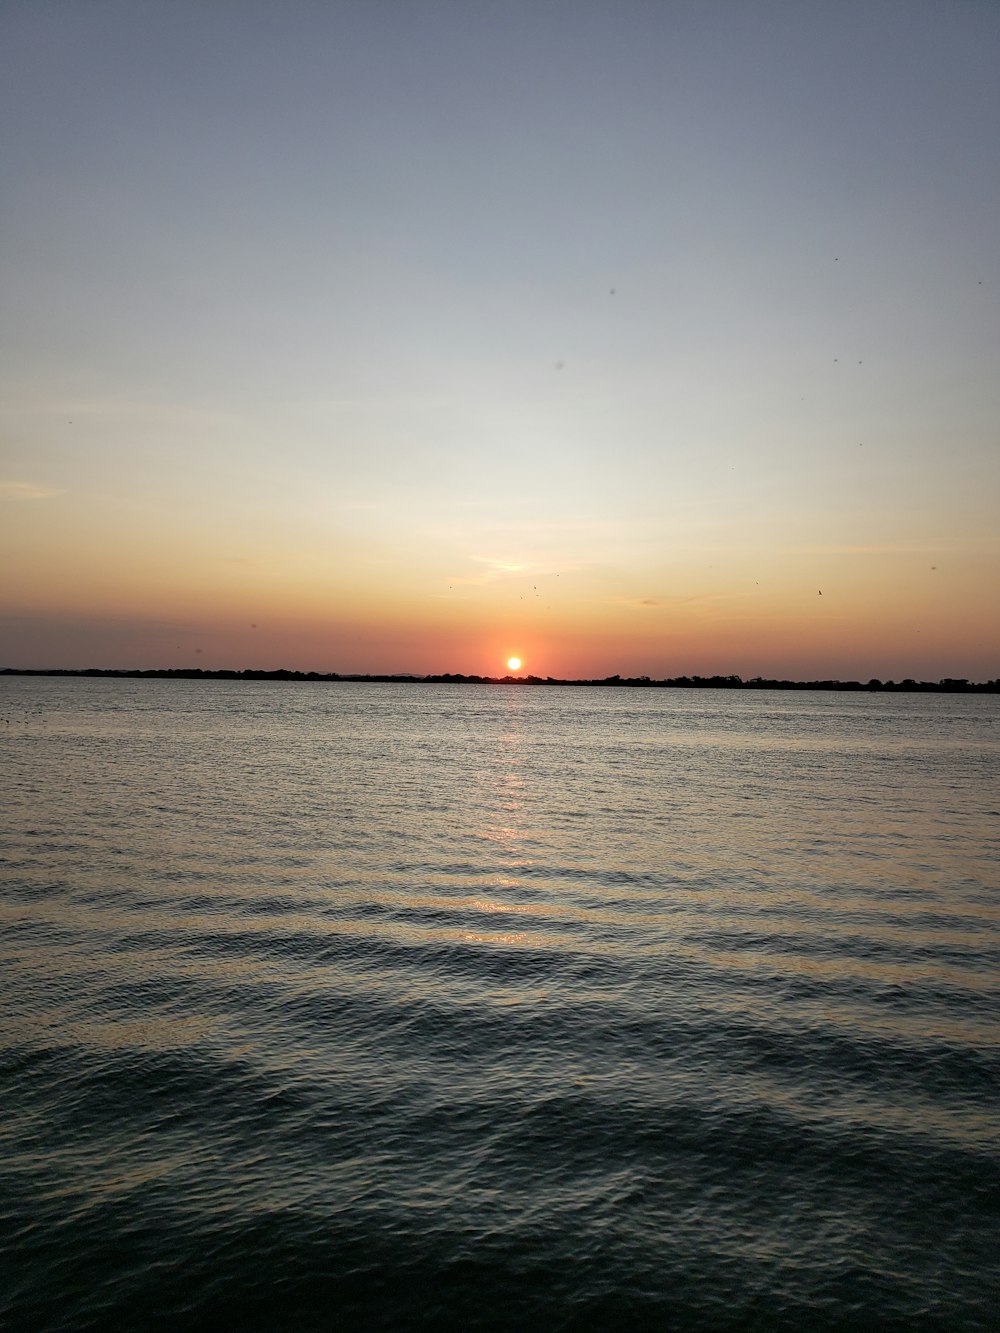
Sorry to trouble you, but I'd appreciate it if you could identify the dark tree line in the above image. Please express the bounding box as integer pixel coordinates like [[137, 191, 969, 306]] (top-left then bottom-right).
[[2, 667, 997, 692]]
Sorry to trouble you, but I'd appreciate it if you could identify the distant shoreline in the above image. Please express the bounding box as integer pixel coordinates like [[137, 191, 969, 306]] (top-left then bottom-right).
[[2, 667, 997, 692]]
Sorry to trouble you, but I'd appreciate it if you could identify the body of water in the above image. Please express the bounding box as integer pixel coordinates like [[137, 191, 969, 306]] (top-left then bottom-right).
[[2, 677, 998, 1329]]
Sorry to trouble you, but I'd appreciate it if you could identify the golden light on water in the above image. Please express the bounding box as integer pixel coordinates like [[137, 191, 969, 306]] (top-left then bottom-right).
[[506, 657, 522, 672]]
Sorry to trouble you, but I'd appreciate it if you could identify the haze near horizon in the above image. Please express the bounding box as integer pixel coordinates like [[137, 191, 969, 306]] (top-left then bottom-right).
[[2, 0, 998, 681]]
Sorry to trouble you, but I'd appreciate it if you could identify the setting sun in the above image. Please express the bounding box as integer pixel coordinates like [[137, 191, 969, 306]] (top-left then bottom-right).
[[506, 657, 522, 672]]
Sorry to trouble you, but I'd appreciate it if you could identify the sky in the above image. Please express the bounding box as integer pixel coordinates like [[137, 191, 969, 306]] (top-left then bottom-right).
[[1, 0, 998, 680]]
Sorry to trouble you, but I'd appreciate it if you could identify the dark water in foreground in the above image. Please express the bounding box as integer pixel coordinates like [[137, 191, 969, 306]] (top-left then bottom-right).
[[2, 678, 998, 1330]]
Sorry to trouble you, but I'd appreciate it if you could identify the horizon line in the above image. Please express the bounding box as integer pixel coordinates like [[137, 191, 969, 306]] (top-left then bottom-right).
[[2, 667, 997, 693]]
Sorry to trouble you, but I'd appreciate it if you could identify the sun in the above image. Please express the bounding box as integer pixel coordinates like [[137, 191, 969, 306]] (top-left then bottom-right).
[[506, 656, 522, 672]]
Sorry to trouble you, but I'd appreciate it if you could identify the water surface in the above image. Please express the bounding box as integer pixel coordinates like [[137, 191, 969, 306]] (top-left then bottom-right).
[[2, 678, 998, 1329]]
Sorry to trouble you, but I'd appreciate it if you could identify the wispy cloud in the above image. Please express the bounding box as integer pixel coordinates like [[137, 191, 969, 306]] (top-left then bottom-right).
[[0, 480, 65, 502], [472, 556, 528, 576], [620, 592, 749, 610], [786, 544, 950, 556]]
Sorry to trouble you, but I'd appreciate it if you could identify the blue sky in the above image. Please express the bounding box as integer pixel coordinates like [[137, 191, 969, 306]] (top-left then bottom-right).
[[2, 0, 998, 677]]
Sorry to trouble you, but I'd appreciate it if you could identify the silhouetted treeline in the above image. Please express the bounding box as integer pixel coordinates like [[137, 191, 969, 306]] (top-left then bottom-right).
[[2, 667, 998, 692]]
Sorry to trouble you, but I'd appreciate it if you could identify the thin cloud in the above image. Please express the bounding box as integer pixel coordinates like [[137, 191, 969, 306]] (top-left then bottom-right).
[[0, 480, 65, 502], [470, 556, 529, 577], [787, 544, 951, 556], [621, 593, 747, 609]]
